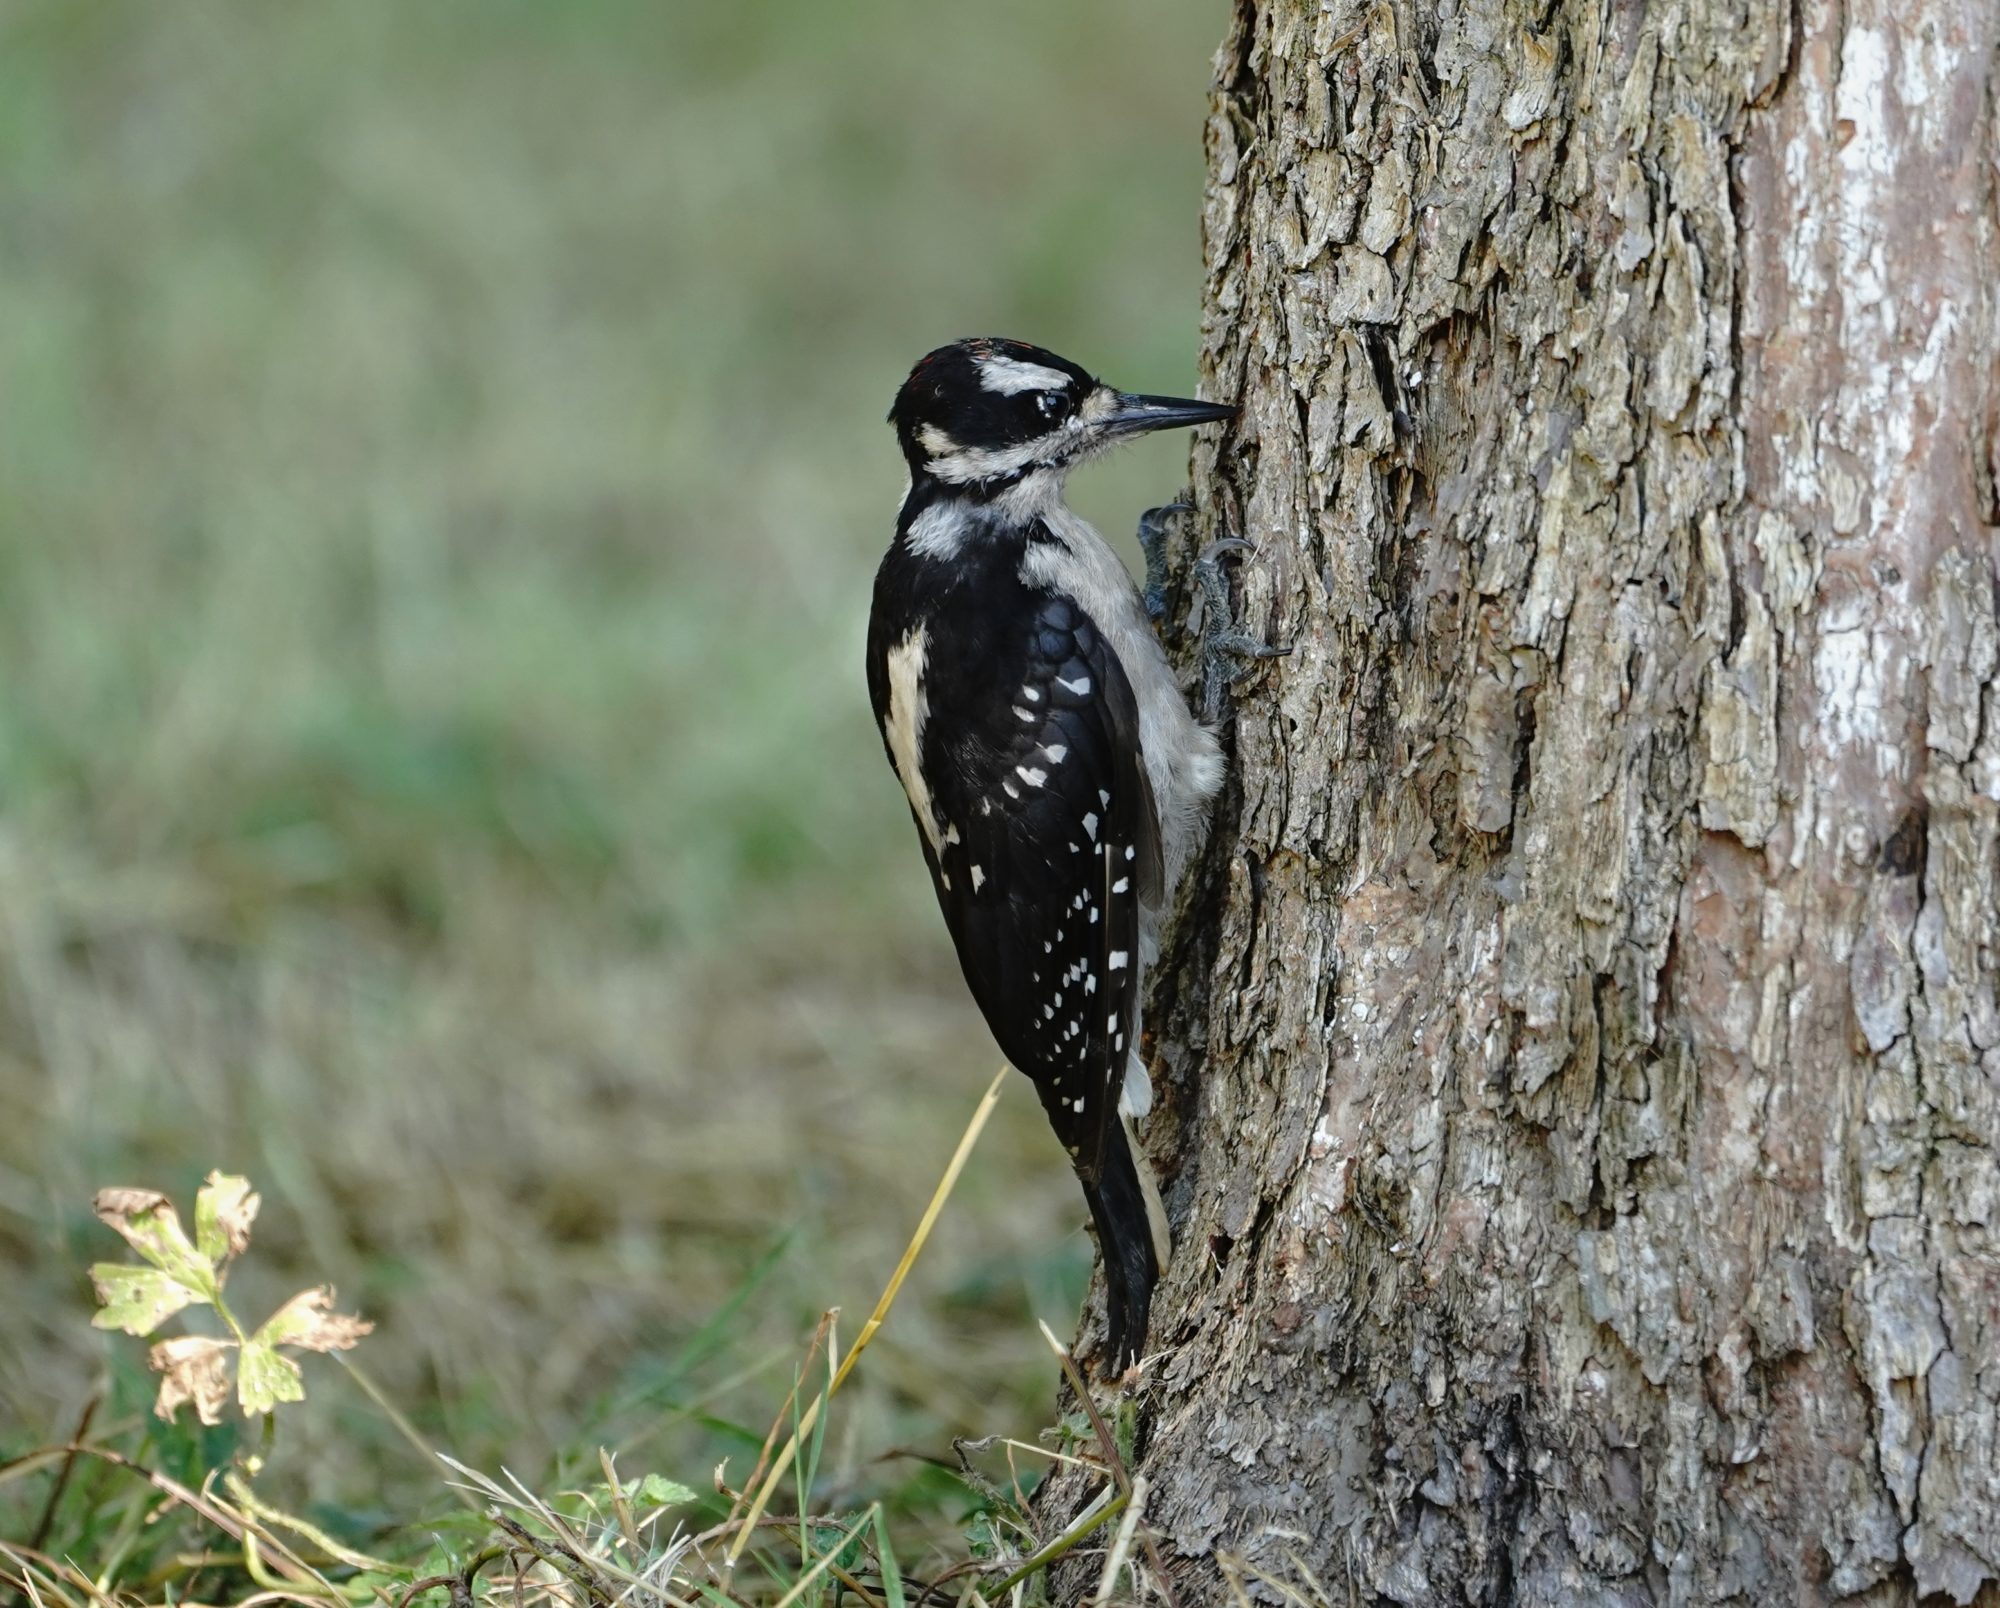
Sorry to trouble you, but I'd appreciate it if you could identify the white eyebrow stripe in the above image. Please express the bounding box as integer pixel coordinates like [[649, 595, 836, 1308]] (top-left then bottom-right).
[[977, 355, 1075, 394]]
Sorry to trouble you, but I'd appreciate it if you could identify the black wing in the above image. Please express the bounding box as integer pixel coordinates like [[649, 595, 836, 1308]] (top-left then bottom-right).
[[917, 592, 1164, 1183]]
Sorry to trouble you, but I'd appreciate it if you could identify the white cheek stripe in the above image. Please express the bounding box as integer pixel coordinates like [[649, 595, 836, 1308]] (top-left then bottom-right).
[[924, 433, 1060, 485]]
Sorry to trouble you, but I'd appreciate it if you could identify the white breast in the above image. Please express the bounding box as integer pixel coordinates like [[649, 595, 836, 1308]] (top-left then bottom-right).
[[1013, 489, 1224, 893]]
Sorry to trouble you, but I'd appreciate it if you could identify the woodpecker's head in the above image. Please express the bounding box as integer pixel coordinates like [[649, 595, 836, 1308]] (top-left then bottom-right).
[[889, 337, 1233, 496]]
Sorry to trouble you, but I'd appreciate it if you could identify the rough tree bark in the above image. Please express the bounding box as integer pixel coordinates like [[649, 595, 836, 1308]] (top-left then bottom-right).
[[1048, 1, 2000, 1603]]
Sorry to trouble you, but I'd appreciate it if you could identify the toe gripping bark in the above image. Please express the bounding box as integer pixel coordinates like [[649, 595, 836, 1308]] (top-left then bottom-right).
[[1138, 503, 1288, 722]]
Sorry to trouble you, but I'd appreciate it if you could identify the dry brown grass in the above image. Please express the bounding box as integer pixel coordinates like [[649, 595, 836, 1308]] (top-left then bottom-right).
[[0, 0, 1221, 1568]]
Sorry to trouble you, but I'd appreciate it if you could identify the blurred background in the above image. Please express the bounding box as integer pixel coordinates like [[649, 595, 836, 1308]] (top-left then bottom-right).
[[0, 0, 1220, 1541]]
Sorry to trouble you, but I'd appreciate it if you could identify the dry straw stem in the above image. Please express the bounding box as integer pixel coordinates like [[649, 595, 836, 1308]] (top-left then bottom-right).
[[722, 1067, 1006, 1569], [0, 1443, 341, 1602], [1093, 1474, 1147, 1607], [979, 1486, 1123, 1601], [718, 1310, 836, 1524], [1034, 1322, 1178, 1608], [762, 1506, 875, 1608]]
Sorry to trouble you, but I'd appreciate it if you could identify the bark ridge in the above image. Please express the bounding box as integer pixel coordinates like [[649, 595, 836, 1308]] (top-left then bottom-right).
[[1051, 2, 2000, 1603]]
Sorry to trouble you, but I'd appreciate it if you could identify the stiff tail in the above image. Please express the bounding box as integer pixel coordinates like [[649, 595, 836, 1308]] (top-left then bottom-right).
[[1081, 1117, 1170, 1375]]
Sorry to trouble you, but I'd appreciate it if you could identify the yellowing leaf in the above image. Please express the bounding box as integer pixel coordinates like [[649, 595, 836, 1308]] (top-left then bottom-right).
[[151, 1335, 236, 1425], [90, 1263, 199, 1336], [237, 1335, 305, 1416], [94, 1187, 170, 1222], [195, 1172, 260, 1264], [89, 1177, 368, 1423], [253, 1286, 374, 1354], [92, 1187, 218, 1303]]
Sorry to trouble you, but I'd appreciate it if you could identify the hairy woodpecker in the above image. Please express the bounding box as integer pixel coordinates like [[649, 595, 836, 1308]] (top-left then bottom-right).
[[865, 337, 1274, 1374]]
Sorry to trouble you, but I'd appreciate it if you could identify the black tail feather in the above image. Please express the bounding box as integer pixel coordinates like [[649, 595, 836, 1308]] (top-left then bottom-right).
[[1080, 1120, 1160, 1375]]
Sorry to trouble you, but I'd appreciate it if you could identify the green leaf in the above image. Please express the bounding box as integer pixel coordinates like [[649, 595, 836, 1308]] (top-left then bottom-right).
[[965, 1511, 1002, 1561], [810, 1515, 868, 1573], [337, 1570, 411, 1604], [194, 1172, 260, 1264], [237, 1335, 305, 1416], [90, 1263, 200, 1336], [629, 1474, 697, 1509], [872, 1506, 906, 1608]]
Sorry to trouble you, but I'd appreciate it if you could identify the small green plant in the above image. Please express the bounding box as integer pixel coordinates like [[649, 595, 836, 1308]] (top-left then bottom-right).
[[89, 1172, 373, 1424], [6, 1091, 1174, 1607]]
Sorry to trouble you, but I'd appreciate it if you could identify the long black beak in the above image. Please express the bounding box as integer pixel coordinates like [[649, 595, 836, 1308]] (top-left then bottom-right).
[[1104, 392, 1236, 437]]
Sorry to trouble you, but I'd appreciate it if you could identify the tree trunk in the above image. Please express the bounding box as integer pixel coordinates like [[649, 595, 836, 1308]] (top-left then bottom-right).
[[1049, 1, 2000, 1602]]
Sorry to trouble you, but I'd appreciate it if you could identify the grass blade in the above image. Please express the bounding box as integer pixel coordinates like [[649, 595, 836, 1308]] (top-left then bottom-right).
[[869, 1506, 905, 1608], [723, 1069, 1005, 1568]]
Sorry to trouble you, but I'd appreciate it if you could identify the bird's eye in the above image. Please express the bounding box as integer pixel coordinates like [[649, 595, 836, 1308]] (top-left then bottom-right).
[[1035, 391, 1068, 420]]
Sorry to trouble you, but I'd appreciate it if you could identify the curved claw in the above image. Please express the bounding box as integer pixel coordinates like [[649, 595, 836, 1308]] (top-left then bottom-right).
[[1193, 535, 1287, 721], [1139, 504, 1195, 624], [1137, 502, 1192, 544]]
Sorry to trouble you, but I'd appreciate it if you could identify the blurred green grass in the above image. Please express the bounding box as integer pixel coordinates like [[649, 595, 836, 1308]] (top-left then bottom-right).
[[0, 0, 1220, 1534]]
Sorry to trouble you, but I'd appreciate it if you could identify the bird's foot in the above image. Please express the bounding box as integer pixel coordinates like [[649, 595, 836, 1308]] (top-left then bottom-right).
[[1137, 501, 1188, 624], [1194, 537, 1289, 723]]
